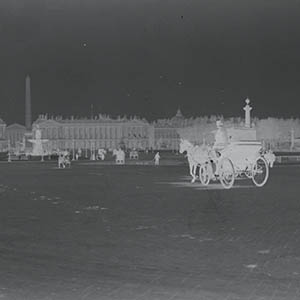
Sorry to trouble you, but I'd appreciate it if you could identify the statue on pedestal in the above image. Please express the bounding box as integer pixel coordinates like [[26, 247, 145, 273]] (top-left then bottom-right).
[[243, 98, 252, 128]]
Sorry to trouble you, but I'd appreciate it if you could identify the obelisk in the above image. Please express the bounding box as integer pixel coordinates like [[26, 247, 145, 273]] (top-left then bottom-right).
[[25, 75, 32, 131]]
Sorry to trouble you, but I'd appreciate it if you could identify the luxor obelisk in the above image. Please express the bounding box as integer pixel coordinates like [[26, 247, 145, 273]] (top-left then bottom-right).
[[25, 75, 32, 131], [25, 75, 48, 159], [24, 75, 35, 156]]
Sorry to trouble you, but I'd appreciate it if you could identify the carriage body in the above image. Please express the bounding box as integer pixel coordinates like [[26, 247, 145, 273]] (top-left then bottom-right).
[[129, 150, 139, 160], [199, 141, 270, 189], [220, 141, 263, 176], [113, 149, 125, 164]]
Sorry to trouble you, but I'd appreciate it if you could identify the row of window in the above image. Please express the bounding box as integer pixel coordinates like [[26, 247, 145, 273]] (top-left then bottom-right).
[[155, 133, 179, 139], [45, 140, 150, 150], [41, 126, 148, 139]]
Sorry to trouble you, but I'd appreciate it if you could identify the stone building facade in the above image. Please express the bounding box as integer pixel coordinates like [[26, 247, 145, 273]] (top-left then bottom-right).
[[153, 109, 191, 150], [0, 118, 7, 152], [0, 119, 6, 139], [5, 123, 26, 148], [0, 106, 256, 154], [32, 114, 155, 153], [29, 110, 189, 153], [3, 99, 300, 154]]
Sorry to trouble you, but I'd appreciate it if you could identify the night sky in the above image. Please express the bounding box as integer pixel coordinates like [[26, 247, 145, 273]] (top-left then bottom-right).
[[1, 0, 300, 125]]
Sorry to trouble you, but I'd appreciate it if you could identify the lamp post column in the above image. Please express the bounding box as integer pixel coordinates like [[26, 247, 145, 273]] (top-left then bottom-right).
[[72, 139, 75, 160], [8, 139, 11, 162]]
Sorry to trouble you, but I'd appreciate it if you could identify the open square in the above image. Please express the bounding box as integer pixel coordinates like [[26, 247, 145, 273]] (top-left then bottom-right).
[[1, 162, 300, 299]]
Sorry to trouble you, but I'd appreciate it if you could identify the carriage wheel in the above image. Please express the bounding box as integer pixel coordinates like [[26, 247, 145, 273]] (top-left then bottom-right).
[[219, 158, 235, 189], [199, 164, 210, 186], [252, 157, 269, 187]]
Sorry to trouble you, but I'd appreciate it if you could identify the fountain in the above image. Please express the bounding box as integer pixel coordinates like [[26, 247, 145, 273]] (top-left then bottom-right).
[[28, 125, 48, 160]]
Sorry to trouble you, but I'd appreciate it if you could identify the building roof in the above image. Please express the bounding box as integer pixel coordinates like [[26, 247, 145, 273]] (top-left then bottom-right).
[[154, 108, 187, 128], [0, 118, 6, 125], [174, 108, 183, 118], [33, 114, 149, 126], [6, 123, 26, 130]]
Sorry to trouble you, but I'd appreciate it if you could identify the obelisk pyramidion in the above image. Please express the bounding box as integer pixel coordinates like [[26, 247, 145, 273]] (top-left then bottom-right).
[[25, 75, 32, 131]]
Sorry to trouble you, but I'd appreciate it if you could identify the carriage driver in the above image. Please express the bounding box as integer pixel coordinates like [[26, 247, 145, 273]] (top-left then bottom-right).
[[213, 120, 229, 152], [209, 120, 229, 177]]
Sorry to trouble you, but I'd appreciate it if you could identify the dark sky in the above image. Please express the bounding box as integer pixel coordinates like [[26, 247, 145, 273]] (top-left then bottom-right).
[[1, 0, 300, 125]]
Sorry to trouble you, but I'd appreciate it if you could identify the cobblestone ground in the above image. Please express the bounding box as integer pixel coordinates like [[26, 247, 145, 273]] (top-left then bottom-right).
[[0, 162, 300, 299]]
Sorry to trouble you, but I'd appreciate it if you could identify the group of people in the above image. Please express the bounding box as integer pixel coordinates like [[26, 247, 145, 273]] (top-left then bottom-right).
[[58, 151, 71, 169], [56, 148, 161, 167], [112, 147, 161, 165]]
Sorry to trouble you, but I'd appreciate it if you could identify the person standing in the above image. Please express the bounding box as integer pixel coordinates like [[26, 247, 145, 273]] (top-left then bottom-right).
[[154, 152, 160, 166], [213, 120, 229, 152], [211, 120, 229, 176]]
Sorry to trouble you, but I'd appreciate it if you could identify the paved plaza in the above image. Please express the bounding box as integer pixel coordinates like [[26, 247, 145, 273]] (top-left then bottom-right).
[[0, 162, 300, 299]]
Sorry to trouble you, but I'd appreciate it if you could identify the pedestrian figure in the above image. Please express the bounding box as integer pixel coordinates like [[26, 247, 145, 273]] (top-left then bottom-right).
[[211, 120, 228, 176], [213, 120, 228, 152], [58, 153, 65, 169], [154, 152, 160, 165], [64, 153, 71, 168]]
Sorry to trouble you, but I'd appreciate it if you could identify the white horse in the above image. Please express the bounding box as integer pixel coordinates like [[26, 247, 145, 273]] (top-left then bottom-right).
[[263, 150, 276, 168], [113, 149, 125, 164], [64, 155, 71, 168], [179, 139, 210, 183]]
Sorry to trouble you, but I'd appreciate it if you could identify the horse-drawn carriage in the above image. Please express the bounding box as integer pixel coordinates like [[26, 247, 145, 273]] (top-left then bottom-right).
[[180, 139, 272, 189], [129, 149, 139, 160], [113, 148, 125, 164], [199, 141, 270, 189]]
